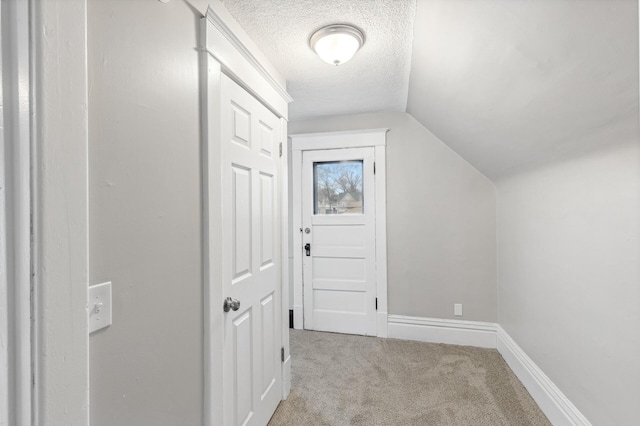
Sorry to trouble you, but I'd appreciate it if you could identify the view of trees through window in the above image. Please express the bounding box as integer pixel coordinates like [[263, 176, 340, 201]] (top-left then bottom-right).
[[313, 160, 364, 215]]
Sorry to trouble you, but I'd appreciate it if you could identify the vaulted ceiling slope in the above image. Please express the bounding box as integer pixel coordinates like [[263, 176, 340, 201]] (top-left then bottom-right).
[[220, 0, 637, 179], [408, 0, 639, 178], [219, 0, 416, 121]]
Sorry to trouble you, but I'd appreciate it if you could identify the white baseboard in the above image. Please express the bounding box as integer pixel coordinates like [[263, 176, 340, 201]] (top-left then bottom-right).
[[496, 326, 592, 426], [386, 315, 591, 426], [387, 315, 497, 348]]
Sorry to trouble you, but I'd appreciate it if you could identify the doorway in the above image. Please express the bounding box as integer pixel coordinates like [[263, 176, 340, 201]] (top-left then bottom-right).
[[291, 130, 389, 337]]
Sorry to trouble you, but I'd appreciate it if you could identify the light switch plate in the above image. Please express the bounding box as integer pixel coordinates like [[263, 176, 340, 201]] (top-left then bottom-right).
[[454, 303, 463, 317], [88, 282, 112, 333]]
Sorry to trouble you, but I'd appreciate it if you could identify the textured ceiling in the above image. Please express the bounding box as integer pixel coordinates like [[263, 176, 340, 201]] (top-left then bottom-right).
[[407, 0, 638, 178], [219, 0, 417, 121], [219, 0, 637, 178]]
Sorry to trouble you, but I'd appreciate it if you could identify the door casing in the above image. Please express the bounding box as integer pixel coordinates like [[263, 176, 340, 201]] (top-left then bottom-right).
[[290, 129, 389, 337], [1, 1, 33, 423]]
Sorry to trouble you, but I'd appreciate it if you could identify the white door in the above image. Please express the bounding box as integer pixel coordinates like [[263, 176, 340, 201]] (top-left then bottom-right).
[[302, 148, 377, 336], [221, 74, 282, 426]]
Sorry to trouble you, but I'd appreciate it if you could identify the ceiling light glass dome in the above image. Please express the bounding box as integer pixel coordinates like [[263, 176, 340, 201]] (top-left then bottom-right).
[[310, 24, 365, 66]]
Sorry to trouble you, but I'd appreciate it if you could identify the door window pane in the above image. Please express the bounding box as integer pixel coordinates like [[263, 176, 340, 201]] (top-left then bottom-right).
[[313, 160, 363, 215]]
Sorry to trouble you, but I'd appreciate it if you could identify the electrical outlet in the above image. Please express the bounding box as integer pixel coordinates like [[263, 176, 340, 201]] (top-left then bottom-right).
[[89, 282, 112, 333], [454, 303, 463, 317]]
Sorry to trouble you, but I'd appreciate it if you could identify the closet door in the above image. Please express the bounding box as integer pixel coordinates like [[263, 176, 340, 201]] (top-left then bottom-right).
[[220, 74, 282, 426]]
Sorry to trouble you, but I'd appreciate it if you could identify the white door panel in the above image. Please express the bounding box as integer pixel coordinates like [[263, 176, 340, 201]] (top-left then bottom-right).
[[221, 74, 281, 426], [313, 225, 366, 247], [302, 148, 377, 336]]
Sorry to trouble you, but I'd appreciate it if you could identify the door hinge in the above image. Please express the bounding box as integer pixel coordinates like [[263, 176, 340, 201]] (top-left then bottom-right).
[[281, 346, 285, 362], [375, 297, 378, 311], [279, 142, 283, 157], [373, 162, 376, 174]]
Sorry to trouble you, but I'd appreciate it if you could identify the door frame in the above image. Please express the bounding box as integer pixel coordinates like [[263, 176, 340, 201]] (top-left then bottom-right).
[[1, 0, 33, 423], [290, 129, 389, 338], [5, 0, 91, 424], [200, 4, 293, 425]]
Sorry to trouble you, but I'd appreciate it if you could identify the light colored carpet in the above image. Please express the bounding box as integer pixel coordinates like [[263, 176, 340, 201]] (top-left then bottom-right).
[[269, 330, 551, 426]]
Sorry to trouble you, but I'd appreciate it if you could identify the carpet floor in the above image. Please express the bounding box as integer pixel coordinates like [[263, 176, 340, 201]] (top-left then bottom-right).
[[268, 329, 551, 426]]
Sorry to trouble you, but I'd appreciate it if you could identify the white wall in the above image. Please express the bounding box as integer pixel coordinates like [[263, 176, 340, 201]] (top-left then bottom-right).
[[88, 0, 208, 424], [497, 140, 640, 425], [290, 112, 497, 322]]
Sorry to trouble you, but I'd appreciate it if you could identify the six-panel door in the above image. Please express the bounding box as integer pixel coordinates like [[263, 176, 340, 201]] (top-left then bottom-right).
[[221, 74, 282, 426]]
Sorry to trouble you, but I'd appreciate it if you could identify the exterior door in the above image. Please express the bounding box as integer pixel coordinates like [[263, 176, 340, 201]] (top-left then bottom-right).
[[302, 147, 377, 336], [221, 74, 282, 426]]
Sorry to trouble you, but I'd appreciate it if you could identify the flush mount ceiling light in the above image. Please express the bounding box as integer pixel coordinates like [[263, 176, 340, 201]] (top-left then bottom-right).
[[310, 24, 365, 66]]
